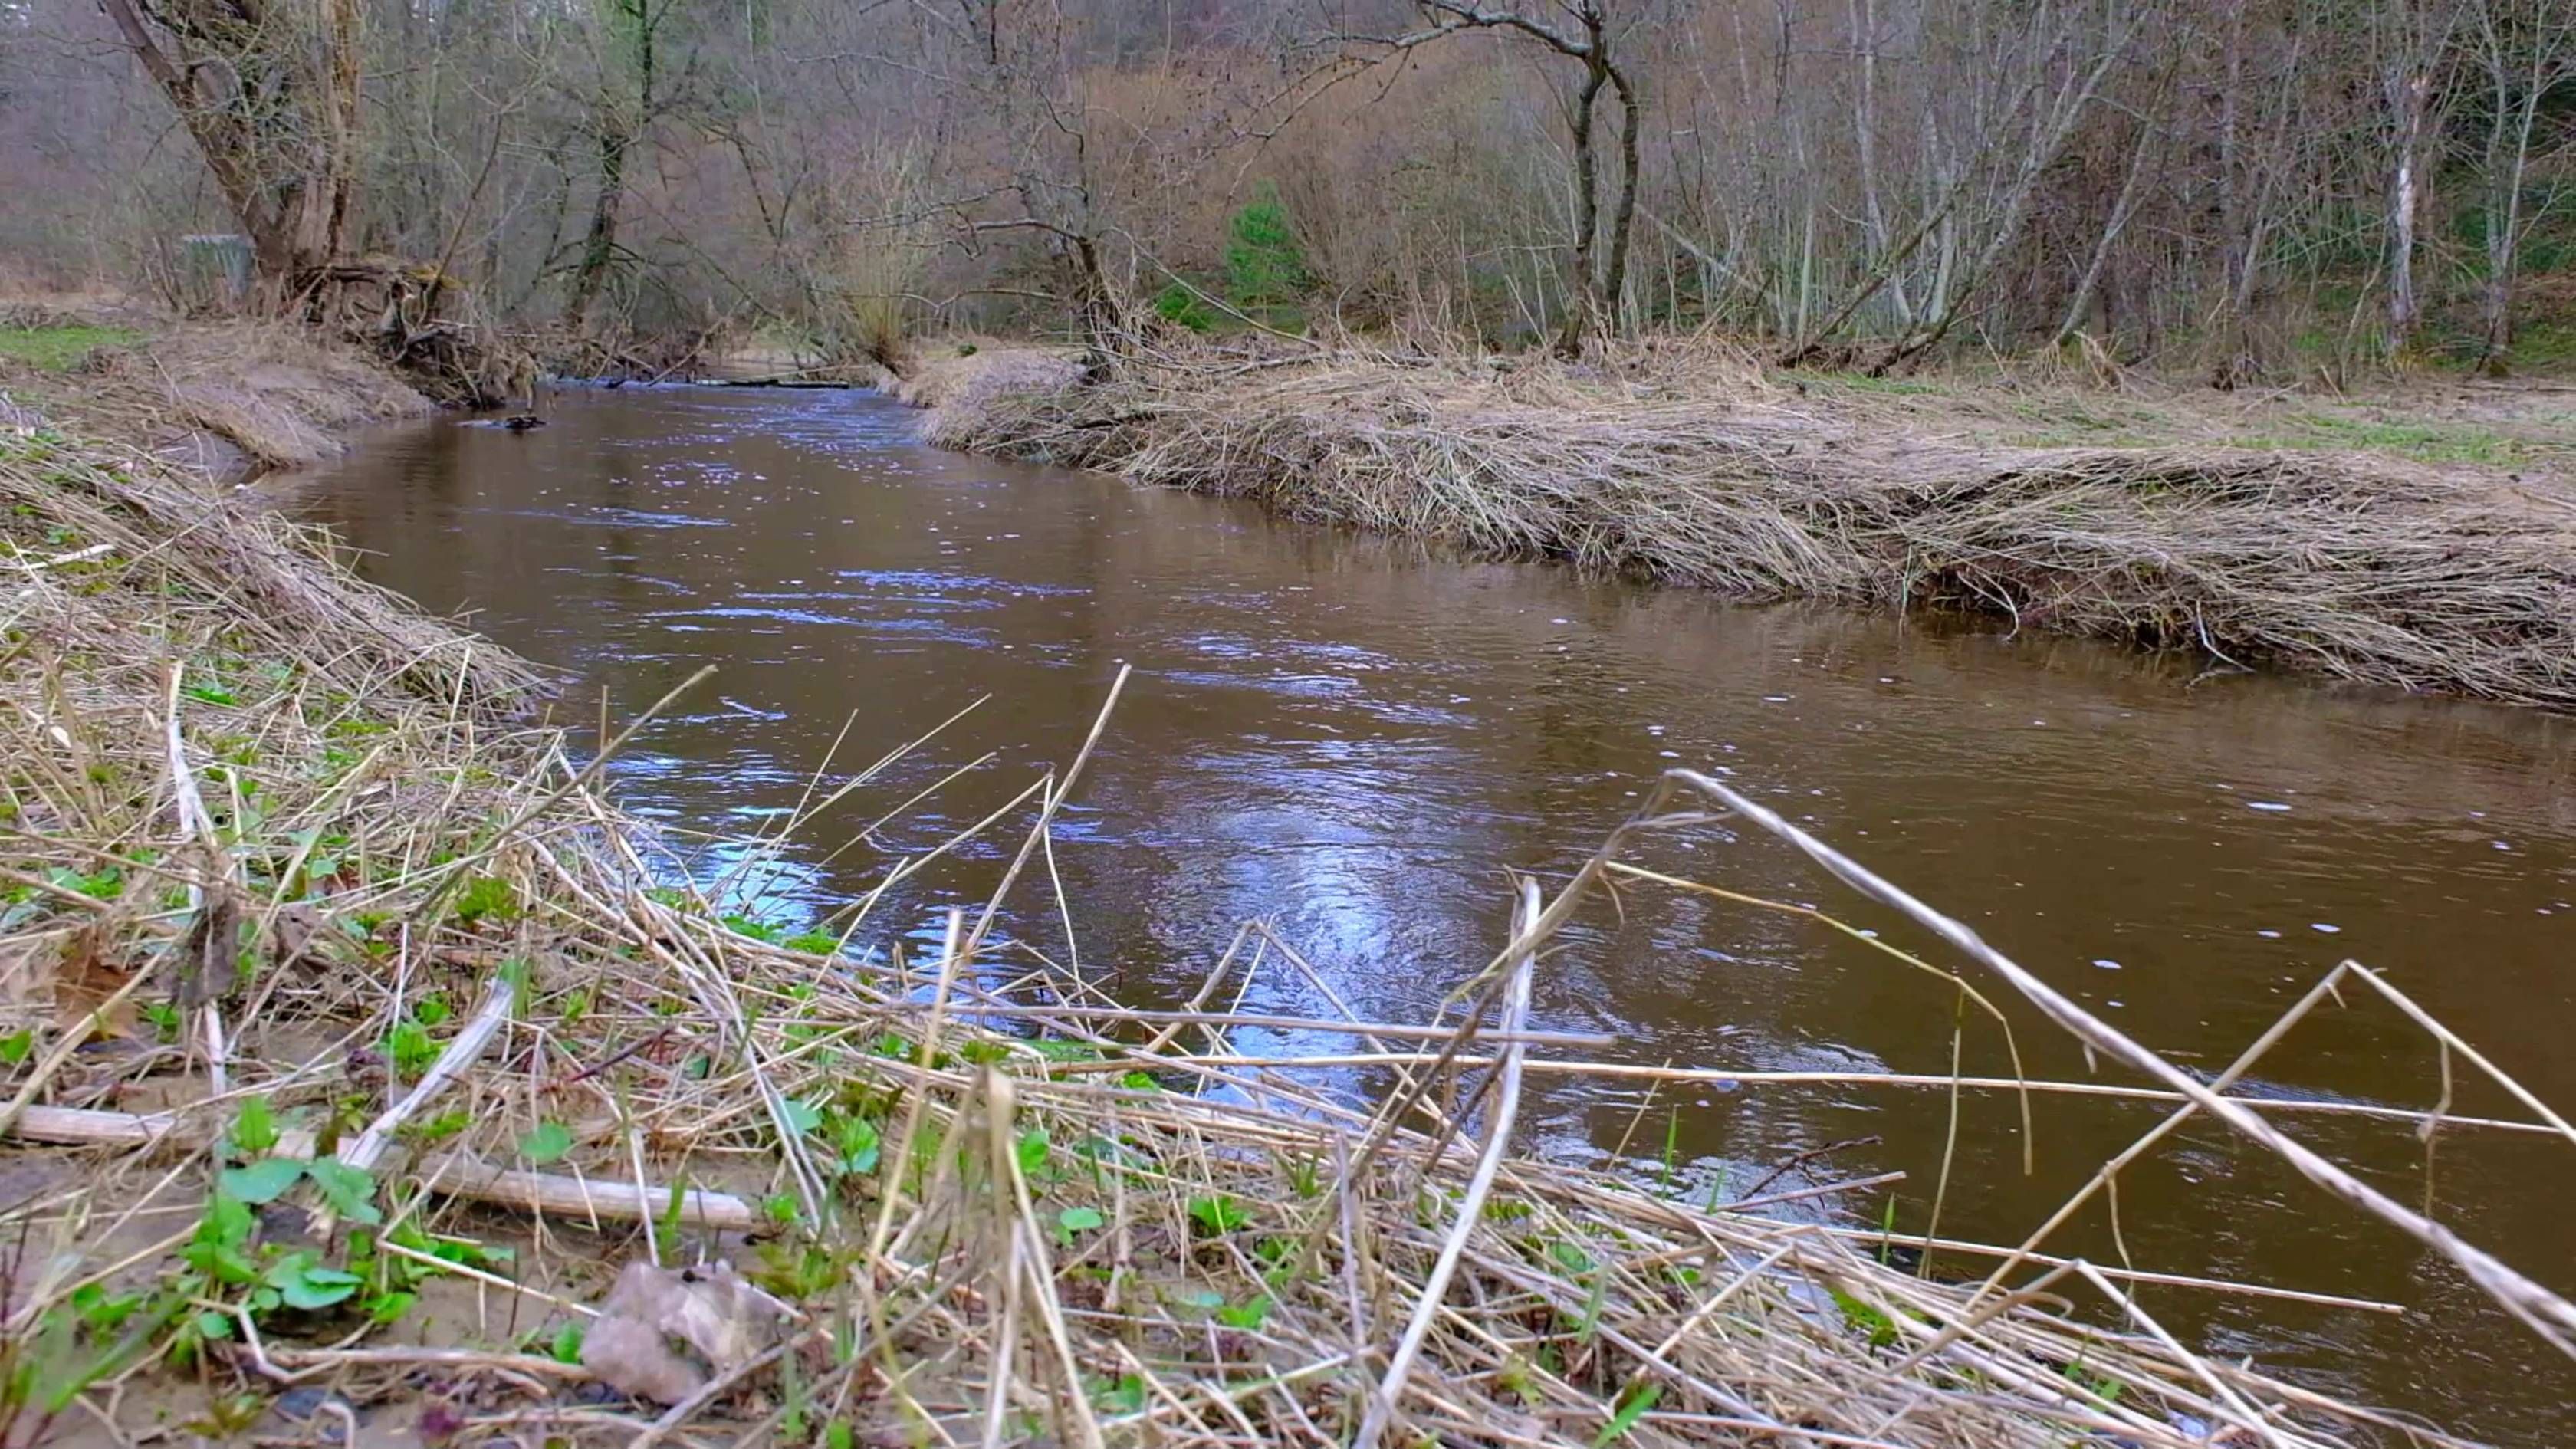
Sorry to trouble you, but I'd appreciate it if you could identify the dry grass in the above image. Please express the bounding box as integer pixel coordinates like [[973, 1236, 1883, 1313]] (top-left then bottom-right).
[[0, 414, 2567, 1447], [890, 340, 1086, 416], [0, 307, 431, 478], [932, 347, 2576, 709]]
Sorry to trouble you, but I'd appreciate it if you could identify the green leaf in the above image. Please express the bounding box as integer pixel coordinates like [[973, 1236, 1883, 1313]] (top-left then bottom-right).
[[0, 1029, 31, 1066], [450, 875, 518, 925], [192, 1309, 235, 1341], [1187, 1194, 1247, 1235], [499, 956, 533, 1017], [1057, 1206, 1105, 1234], [1591, 1383, 1661, 1447], [304, 1157, 381, 1225], [1028, 1039, 1103, 1062], [197, 1191, 254, 1249], [1827, 1286, 1898, 1349], [228, 1095, 278, 1156], [826, 1422, 855, 1449], [266, 1256, 363, 1310], [783, 1097, 824, 1136], [1214, 1296, 1272, 1331], [832, 1115, 880, 1175], [366, 1290, 417, 1325], [518, 1121, 573, 1165], [550, 1320, 586, 1364], [182, 684, 237, 706], [1549, 1240, 1597, 1276], [412, 994, 451, 1028], [218, 1157, 305, 1204], [1014, 1128, 1051, 1178]]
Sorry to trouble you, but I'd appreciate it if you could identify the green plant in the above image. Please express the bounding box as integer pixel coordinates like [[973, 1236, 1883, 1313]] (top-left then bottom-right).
[[1092, 1375, 1147, 1414], [1187, 1194, 1247, 1236], [384, 1017, 437, 1079], [0, 1286, 175, 1444], [721, 913, 785, 943], [1053, 1205, 1105, 1246], [1592, 1382, 1661, 1446], [1153, 283, 1217, 334], [1214, 1295, 1272, 1331], [751, 1240, 850, 1300], [1658, 1107, 1679, 1194], [790, 1097, 882, 1179], [450, 874, 519, 925], [1014, 1128, 1052, 1180], [1223, 183, 1309, 307], [518, 1121, 573, 1165], [1829, 1286, 1900, 1349], [0, 325, 142, 371]]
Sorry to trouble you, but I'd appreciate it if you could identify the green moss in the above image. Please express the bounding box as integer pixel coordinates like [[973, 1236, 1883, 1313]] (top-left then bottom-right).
[[0, 326, 143, 371]]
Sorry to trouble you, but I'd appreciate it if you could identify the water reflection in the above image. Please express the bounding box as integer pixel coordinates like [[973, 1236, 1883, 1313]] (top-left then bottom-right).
[[292, 386, 2576, 1440]]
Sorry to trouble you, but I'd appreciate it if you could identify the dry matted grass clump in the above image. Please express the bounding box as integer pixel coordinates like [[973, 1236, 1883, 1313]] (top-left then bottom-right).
[[935, 354, 2576, 708], [0, 311, 432, 478], [0, 421, 2568, 1447]]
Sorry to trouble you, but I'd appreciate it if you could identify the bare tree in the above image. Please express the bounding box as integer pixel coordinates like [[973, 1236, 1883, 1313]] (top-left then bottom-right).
[[564, 0, 697, 325], [1341, 0, 1649, 356], [2373, 0, 2471, 357], [2466, 0, 2576, 373], [97, 0, 364, 290]]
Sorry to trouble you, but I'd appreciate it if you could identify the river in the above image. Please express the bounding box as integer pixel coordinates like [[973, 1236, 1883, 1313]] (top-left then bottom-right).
[[291, 384, 2576, 1440]]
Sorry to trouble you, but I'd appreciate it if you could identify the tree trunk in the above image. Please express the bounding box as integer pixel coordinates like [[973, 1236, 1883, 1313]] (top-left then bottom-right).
[[1598, 64, 1644, 337], [567, 0, 659, 327], [97, 0, 363, 296], [1554, 63, 1609, 359], [2385, 63, 2433, 356], [566, 127, 632, 325]]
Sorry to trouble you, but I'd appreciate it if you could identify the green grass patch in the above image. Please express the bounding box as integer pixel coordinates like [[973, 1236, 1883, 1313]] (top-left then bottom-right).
[[1808, 371, 1938, 396], [2229, 413, 2527, 465], [0, 325, 142, 371]]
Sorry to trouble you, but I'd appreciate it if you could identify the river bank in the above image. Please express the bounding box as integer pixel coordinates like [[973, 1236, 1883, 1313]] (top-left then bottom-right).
[[925, 344, 2576, 710], [1, 302, 439, 481], [0, 334, 2560, 1445]]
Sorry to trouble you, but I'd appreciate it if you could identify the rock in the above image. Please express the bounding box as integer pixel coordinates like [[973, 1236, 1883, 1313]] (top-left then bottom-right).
[[578, 1260, 784, 1405]]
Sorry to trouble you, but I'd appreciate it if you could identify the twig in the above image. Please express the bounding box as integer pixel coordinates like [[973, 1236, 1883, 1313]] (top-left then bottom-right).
[[340, 979, 514, 1175]]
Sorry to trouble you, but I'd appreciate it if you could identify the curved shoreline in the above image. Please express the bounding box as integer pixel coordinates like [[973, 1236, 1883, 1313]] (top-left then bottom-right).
[[922, 350, 2576, 710]]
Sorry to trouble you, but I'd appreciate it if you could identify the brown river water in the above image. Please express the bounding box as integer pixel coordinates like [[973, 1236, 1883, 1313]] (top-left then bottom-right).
[[291, 386, 2576, 1441]]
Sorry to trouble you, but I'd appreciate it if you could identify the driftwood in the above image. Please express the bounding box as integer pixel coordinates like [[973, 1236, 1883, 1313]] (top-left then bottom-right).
[[5, 1105, 754, 1230]]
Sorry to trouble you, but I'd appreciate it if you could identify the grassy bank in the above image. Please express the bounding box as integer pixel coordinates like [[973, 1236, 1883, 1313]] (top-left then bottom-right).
[[1, 304, 434, 481], [929, 347, 2576, 709], [0, 362, 2561, 1445]]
